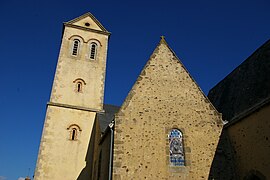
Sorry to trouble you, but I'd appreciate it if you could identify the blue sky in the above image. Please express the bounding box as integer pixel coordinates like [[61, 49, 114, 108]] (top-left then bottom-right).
[[0, 0, 270, 179]]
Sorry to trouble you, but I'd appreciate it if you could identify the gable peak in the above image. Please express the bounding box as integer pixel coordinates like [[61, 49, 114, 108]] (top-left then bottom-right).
[[64, 12, 109, 34], [160, 35, 167, 44], [154, 36, 179, 61]]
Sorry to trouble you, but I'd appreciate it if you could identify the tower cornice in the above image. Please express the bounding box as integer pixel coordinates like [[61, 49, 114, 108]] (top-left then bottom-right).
[[64, 23, 111, 36], [47, 101, 105, 113]]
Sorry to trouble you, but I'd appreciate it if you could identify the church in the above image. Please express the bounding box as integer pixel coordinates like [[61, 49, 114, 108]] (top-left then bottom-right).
[[34, 12, 270, 180]]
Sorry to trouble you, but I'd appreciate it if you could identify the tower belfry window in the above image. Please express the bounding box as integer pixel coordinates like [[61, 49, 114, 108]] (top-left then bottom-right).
[[72, 39, 80, 56], [90, 43, 97, 59]]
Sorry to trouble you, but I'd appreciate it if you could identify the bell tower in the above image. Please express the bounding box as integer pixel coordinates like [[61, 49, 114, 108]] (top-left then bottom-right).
[[35, 12, 110, 179]]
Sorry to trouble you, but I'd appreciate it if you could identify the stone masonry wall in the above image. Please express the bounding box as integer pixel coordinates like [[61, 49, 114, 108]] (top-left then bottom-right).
[[227, 104, 270, 179], [34, 106, 96, 179], [113, 39, 223, 180]]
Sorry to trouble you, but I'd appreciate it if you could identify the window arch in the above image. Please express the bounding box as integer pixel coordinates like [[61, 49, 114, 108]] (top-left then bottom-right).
[[72, 39, 80, 56], [90, 42, 97, 60], [67, 124, 82, 141], [73, 78, 86, 93], [168, 129, 185, 166]]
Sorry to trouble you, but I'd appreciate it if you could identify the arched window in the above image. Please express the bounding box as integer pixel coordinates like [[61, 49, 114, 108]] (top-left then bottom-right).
[[77, 82, 82, 92], [67, 124, 82, 141], [90, 42, 97, 60], [71, 128, 77, 140], [73, 78, 86, 93], [168, 129, 185, 166], [72, 39, 80, 56]]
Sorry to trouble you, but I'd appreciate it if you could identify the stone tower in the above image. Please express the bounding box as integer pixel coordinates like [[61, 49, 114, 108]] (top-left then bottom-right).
[[34, 12, 110, 179]]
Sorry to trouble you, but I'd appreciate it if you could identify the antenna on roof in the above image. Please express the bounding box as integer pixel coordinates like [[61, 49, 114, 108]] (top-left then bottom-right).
[[28, 168, 30, 176], [25, 168, 31, 180]]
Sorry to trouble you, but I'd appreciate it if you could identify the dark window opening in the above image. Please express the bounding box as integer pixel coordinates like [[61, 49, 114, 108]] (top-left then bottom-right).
[[85, 22, 90, 27], [72, 39, 80, 56], [71, 128, 77, 140], [77, 82, 82, 92], [90, 43, 97, 59]]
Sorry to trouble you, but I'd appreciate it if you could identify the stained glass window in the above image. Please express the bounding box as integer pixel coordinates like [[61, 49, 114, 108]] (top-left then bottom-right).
[[168, 129, 184, 166]]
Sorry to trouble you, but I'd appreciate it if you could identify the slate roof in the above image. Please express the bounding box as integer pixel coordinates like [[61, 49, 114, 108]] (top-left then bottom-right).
[[97, 104, 120, 132], [208, 39, 270, 122]]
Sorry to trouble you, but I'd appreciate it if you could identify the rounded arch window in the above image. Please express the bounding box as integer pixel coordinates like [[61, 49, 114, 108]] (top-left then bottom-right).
[[73, 78, 86, 93], [72, 39, 80, 56], [168, 129, 185, 166], [90, 42, 98, 60], [67, 124, 82, 141]]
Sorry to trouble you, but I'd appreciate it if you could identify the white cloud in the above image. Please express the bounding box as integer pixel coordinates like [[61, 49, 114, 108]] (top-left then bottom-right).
[[0, 176, 7, 180], [18, 177, 25, 180]]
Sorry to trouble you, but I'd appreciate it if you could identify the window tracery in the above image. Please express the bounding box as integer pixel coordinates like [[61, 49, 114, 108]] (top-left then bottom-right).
[[168, 129, 185, 166]]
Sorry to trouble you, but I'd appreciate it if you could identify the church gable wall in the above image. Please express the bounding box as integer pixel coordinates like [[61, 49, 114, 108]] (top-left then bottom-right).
[[113, 40, 223, 179]]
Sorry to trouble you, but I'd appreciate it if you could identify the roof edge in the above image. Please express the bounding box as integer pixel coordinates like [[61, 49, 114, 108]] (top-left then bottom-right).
[[99, 120, 114, 145], [160, 36, 223, 121], [117, 37, 223, 124], [65, 12, 109, 33], [224, 96, 270, 128], [208, 38, 270, 95], [64, 23, 111, 36]]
